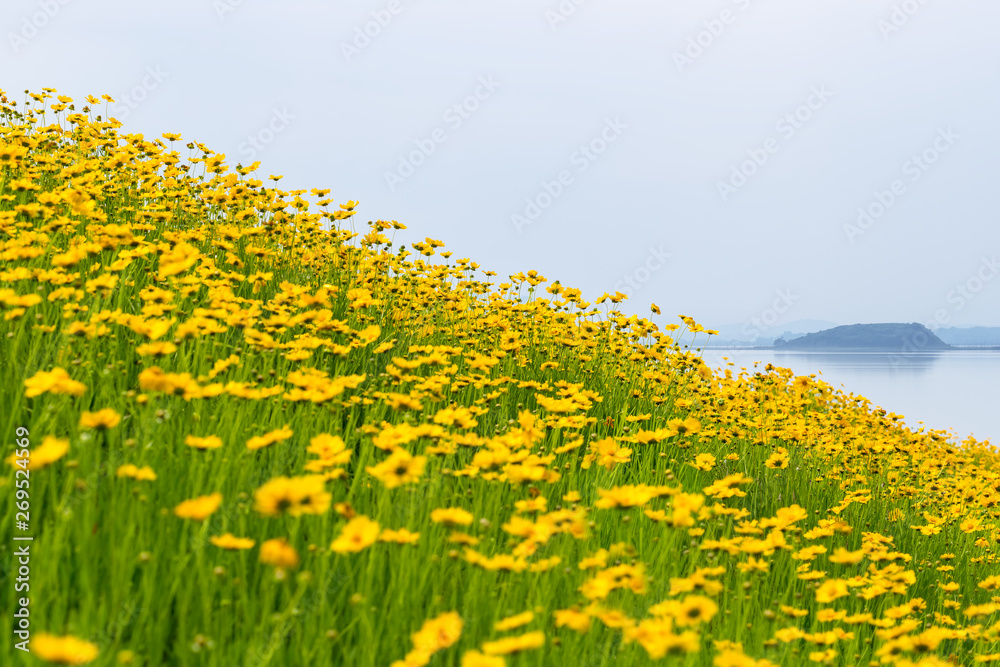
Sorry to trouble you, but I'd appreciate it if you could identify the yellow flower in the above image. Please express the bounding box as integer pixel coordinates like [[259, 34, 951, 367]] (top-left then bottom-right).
[[32, 633, 100, 664], [494, 611, 533, 632], [7, 436, 70, 471], [481, 631, 545, 655], [580, 563, 647, 600], [703, 473, 754, 499], [673, 595, 719, 627], [736, 557, 769, 574], [347, 287, 377, 308], [828, 548, 865, 565], [554, 608, 591, 633], [185, 435, 223, 450], [357, 324, 381, 344], [665, 417, 701, 437], [625, 618, 699, 658], [173, 492, 223, 520], [331, 515, 380, 553], [780, 605, 809, 618], [669, 567, 725, 596], [259, 538, 299, 568], [158, 241, 201, 279], [246, 425, 293, 451], [379, 528, 421, 544], [808, 649, 837, 664], [79, 408, 121, 430], [253, 475, 331, 517], [137, 367, 197, 395], [690, 453, 717, 472], [765, 448, 789, 469], [411, 611, 463, 653], [24, 367, 87, 397], [714, 649, 759, 667], [816, 609, 847, 622], [0, 143, 28, 166], [135, 341, 177, 357], [448, 531, 480, 546], [594, 484, 661, 509], [116, 464, 157, 481], [815, 579, 850, 603], [966, 603, 1000, 618], [792, 545, 827, 561], [461, 651, 506, 667], [367, 449, 427, 489], [591, 437, 632, 470], [961, 516, 984, 533], [210, 533, 255, 550], [307, 433, 352, 464], [514, 497, 547, 514], [768, 505, 808, 528], [128, 318, 174, 341], [430, 507, 474, 526]]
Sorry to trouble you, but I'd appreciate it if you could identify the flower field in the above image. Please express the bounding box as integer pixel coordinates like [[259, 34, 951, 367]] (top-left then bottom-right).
[[3, 89, 1000, 666]]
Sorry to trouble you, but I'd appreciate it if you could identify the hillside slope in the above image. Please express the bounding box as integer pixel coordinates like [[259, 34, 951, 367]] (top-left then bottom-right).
[[1, 89, 1000, 666]]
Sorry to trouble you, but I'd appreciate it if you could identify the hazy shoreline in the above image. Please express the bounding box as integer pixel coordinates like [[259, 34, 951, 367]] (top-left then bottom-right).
[[701, 346, 1000, 352]]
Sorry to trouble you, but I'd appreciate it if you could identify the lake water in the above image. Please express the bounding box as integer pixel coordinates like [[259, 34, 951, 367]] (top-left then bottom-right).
[[699, 349, 1000, 445]]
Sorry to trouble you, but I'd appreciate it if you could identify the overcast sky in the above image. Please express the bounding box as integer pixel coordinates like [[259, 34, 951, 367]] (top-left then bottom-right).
[[4, 0, 999, 333]]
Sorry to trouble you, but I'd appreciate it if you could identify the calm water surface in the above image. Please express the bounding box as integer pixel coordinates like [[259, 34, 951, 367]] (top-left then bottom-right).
[[700, 349, 1000, 445]]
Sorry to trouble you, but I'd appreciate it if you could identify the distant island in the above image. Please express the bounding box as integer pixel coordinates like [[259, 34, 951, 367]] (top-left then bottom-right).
[[703, 321, 1000, 349], [774, 323, 951, 351]]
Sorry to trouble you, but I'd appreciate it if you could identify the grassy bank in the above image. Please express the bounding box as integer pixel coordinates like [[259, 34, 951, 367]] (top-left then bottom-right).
[[1, 89, 999, 666]]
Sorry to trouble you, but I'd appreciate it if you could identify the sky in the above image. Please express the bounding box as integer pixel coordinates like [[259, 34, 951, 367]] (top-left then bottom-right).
[[3, 0, 999, 335]]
